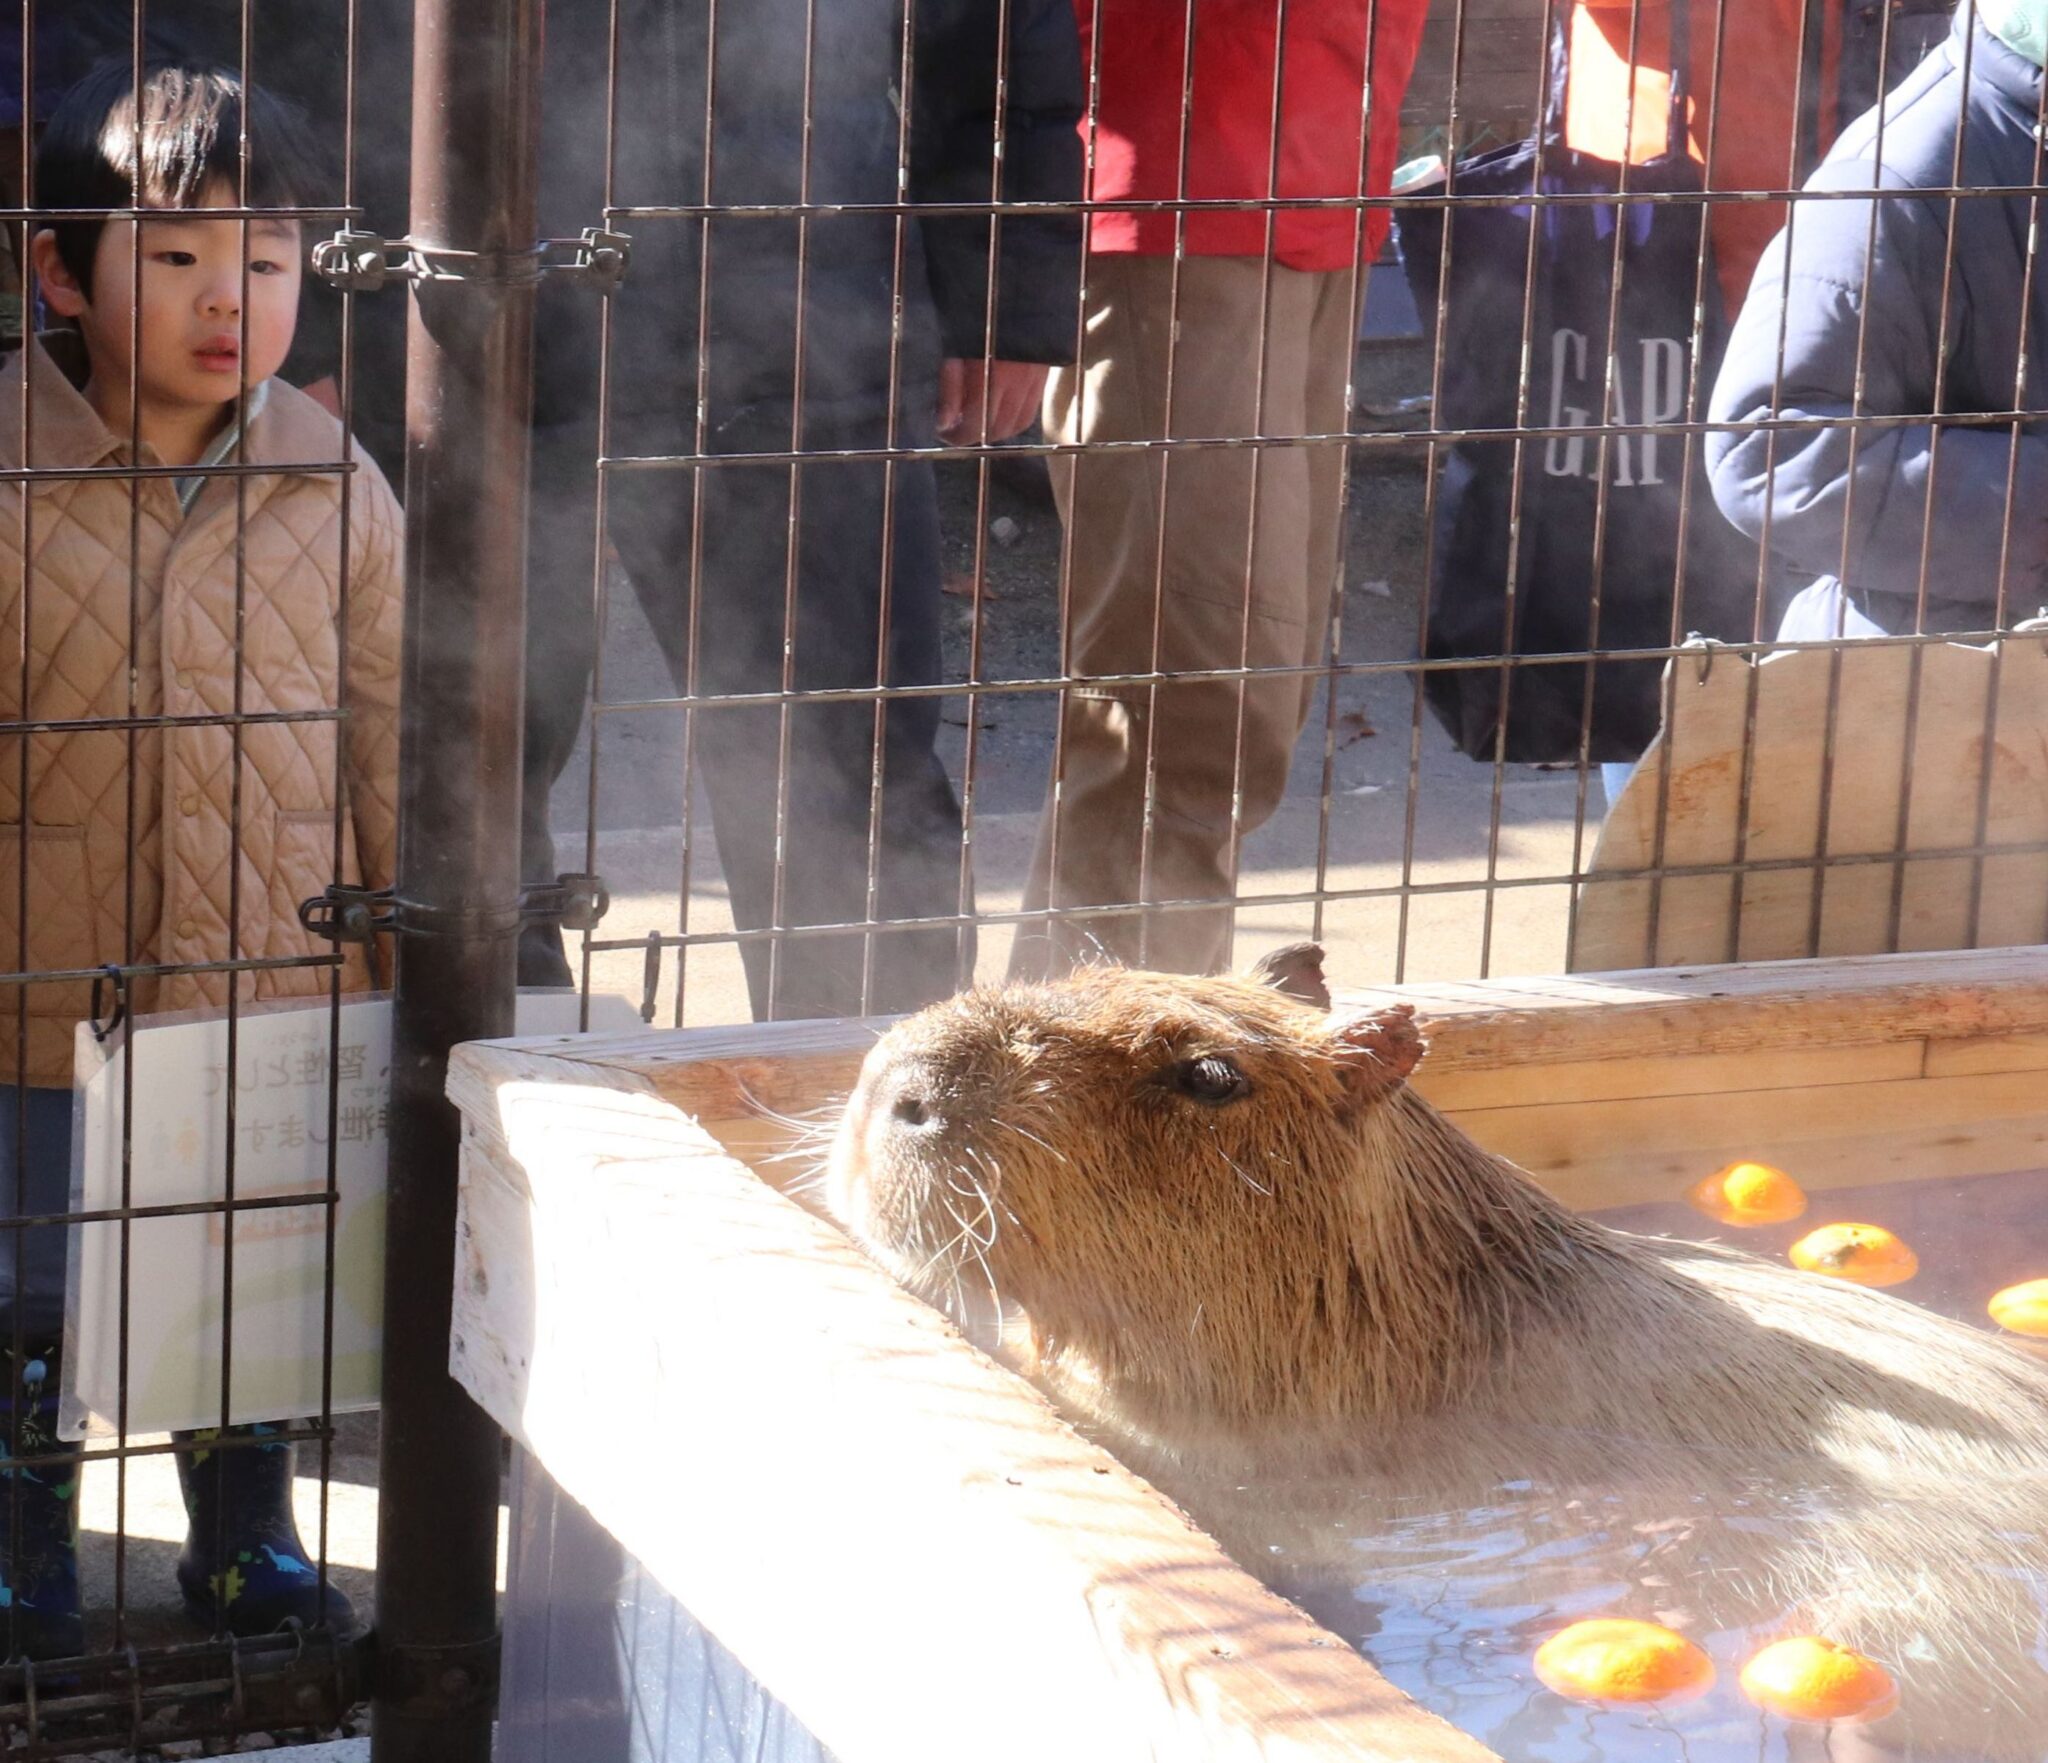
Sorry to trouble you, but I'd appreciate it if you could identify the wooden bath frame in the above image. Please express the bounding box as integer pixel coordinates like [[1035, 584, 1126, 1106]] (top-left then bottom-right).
[[448, 946, 2048, 1763]]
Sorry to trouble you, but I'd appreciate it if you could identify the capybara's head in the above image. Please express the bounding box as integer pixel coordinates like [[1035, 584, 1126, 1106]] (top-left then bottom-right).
[[826, 945, 1429, 1428]]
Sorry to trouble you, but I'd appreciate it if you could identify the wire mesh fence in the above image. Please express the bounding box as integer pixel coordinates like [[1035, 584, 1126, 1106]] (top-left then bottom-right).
[[0, 0, 2044, 1755], [556, 0, 2048, 1039]]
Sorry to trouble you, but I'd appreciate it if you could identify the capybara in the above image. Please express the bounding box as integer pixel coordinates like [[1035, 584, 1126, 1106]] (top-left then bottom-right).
[[826, 948, 2048, 1759]]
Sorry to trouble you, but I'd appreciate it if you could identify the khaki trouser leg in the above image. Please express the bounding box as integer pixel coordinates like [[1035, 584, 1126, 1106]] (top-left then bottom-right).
[[1012, 254, 1358, 979]]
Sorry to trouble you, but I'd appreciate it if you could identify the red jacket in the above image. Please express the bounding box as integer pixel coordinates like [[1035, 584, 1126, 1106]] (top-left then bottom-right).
[[1562, 0, 1844, 310], [1075, 0, 1432, 272]]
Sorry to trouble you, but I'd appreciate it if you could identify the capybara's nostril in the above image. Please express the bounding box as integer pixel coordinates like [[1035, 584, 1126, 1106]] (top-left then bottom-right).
[[891, 1090, 935, 1130]]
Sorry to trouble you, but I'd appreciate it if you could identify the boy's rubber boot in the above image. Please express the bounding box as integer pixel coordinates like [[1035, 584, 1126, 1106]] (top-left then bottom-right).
[[173, 1424, 357, 1637], [0, 1342, 82, 1661]]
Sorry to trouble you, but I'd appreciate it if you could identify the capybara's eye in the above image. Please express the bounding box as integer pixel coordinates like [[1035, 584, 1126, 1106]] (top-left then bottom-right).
[[1174, 1055, 1250, 1105]]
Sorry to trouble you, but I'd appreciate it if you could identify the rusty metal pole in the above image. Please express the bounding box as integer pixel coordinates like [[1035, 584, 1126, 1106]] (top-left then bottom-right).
[[372, 0, 541, 1757]]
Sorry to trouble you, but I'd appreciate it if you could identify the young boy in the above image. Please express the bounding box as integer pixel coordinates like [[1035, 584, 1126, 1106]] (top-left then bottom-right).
[[0, 59, 403, 1654]]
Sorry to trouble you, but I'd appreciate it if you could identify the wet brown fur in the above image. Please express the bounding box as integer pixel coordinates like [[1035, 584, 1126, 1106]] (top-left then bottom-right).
[[827, 959, 2048, 1755]]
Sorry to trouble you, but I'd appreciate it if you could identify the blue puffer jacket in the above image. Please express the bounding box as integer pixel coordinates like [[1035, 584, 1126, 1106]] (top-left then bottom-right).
[[1707, 13, 2048, 635]]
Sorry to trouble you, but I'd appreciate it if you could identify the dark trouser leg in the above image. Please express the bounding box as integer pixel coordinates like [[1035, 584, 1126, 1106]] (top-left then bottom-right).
[[517, 420, 604, 987], [613, 448, 971, 1021], [0, 1088, 72, 1344], [0, 1088, 80, 1660]]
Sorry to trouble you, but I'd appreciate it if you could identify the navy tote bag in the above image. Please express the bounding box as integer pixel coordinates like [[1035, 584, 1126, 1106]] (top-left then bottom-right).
[[1397, 4, 1755, 764]]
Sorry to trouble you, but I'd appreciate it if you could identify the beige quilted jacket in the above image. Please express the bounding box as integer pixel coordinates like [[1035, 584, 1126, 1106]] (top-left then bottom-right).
[[0, 335, 404, 1086]]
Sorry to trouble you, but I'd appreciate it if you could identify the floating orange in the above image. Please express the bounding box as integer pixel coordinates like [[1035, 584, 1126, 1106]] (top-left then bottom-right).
[[1788, 1223, 1918, 1288], [1687, 1160, 1808, 1226], [1740, 1636, 1898, 1723], [1534, 1618, 1716, 1705], [1989, 1279, 2048, 1337]]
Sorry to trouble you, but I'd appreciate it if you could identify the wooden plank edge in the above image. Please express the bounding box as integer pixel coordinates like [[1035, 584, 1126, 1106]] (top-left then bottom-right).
[[1344, 947, 2048, 1068], [453, 949, 2048, 1131]]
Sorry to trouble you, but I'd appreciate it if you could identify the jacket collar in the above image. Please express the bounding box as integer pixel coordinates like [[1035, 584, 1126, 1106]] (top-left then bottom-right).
[[0, 330, 344, 485], [1956, 11, 2048, 120]]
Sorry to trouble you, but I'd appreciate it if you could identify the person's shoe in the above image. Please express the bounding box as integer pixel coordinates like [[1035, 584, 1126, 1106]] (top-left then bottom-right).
[[174, 1424, 356, 1637], [0, 1343, 82, 1661]]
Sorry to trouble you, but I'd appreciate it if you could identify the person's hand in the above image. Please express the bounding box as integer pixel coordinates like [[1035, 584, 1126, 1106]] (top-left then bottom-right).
[[937, 358, 1049, 445]]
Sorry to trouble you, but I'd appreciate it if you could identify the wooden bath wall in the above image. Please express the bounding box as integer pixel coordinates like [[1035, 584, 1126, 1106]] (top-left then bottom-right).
[[448, 946, 2048, 1763], [1577, 633, 2048, 971]]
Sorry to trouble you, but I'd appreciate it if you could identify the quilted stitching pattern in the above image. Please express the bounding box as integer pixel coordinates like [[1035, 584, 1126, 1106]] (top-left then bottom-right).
[[0, 344, 404, 1083]]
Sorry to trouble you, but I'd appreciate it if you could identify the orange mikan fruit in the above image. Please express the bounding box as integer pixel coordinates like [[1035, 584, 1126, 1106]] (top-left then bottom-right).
[[1688, 1160, 1808, 1226], [1989, 1279, 2048, 1337], [1739, 1636, 1898, 1723], [1788, 1223, 1918, 1288], [1533, 1618, 1716, 1705]]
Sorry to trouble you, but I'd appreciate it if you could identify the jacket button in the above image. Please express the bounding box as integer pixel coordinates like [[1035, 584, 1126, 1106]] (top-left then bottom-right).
[[177, 918, 198, 939], [178, 793, 200, 816], [174, 669, 195, 689]]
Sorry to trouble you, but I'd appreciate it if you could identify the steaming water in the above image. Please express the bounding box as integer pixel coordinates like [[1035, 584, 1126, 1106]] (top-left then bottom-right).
[[1229, 1168, 2048, 1763], [1263, 1468, 2047, 1763]]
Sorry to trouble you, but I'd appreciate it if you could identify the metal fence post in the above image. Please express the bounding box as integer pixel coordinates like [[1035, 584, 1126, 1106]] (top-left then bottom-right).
[[373, 0, 542, 1758]]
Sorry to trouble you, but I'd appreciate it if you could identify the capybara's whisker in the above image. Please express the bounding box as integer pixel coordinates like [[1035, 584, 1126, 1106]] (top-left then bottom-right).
[[779, 1161, 828, 1196], [1217, 1147, 1271, 1197], [995, 1116, 1069, 1165], [730, 1075, 844, 1136]]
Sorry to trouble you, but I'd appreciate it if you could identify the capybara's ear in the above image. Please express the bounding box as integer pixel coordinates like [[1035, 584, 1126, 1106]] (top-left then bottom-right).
[[1248, 942, 1331, 1009], [1329, 1005, 1424, 1106]]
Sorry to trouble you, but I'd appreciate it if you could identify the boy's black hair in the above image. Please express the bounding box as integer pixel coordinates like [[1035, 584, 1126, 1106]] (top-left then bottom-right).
[[34, 58, 322, 300]]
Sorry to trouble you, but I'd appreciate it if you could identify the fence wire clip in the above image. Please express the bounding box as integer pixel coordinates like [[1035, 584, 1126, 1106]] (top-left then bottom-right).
[[89, 964, 128, 1045], [299, 884, 397, 946], [521, 871, 612, 933], [309, 228, 405, 293], [1677, 630, 1724, 685], [541, 227, 633, 295], [313, 226, 631, 296]]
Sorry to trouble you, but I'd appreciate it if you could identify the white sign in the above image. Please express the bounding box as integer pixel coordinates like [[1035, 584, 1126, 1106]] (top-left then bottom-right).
[[62, 989, 638, 1440]]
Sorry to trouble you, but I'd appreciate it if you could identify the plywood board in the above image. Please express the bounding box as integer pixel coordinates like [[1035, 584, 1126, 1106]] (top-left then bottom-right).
[[1924, 1030, 2048, 1079], [1415, 1039, 1925, 1112], [1574, 635, 2048, 971], [1468, 1067, 2048, 1212]]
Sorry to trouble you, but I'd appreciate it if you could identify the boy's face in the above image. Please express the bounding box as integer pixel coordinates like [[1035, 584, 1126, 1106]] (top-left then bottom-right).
[[42, 179, 301, 430]]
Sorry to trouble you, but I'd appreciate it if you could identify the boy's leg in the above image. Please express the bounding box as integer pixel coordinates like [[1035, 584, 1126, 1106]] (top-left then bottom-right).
[[1012, 253, 1329, 980], [0, 1087, 80, 1661], [173, 1422, 356, 1637], [0, 1087, 75, 1345]]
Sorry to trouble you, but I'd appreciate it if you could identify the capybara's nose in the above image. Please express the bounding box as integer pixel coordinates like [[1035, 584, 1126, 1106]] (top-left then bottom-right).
[[884, 1076, 945, 1135], [888, 1089, 937, 1130]]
